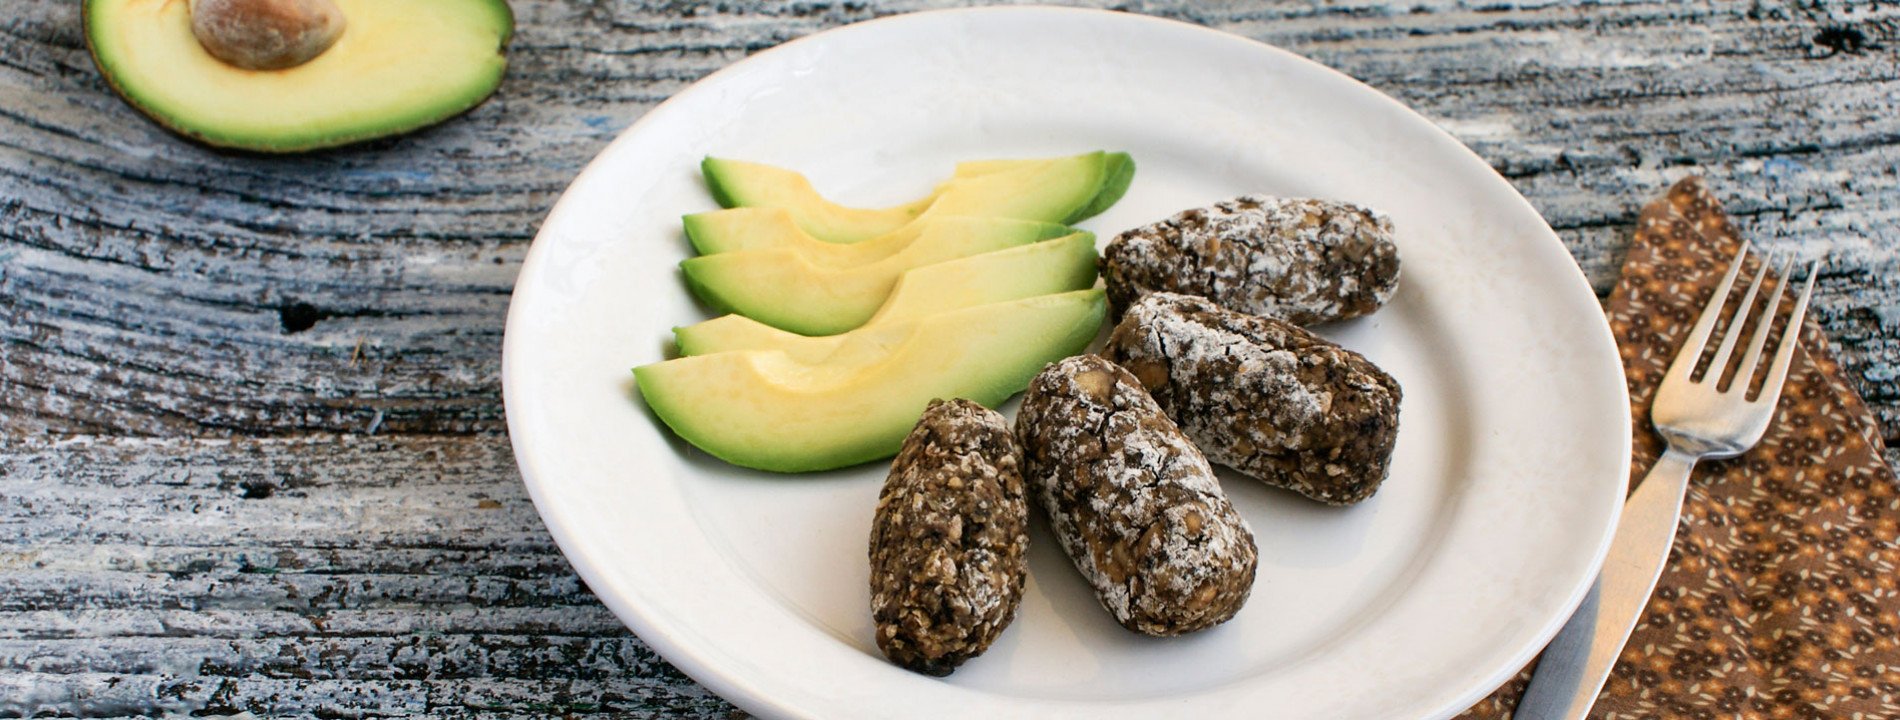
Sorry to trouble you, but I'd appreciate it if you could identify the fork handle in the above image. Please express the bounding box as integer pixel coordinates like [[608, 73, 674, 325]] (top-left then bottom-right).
[[1515, 447, 1699, 720]]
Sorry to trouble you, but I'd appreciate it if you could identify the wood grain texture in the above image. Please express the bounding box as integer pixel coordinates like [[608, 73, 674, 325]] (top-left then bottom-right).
[[2, 0, 1896, 716], [0, 436, 737, 718], [4, 0, 1896, 444]]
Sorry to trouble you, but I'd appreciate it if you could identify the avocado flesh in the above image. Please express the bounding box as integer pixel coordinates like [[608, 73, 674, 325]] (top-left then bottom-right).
[[701, 152, 1134, 244], [921, 152, 1112, 224], [85, 0, 512, 152], [635, 290, 1107, 472], [682, 207, 1069, 266], [693, 157, 1048, 246], [701, 157, 934, 244], [681, 221, 1094, 336], [674, 234, 1101, 359], [951, 158, 1048, 178], [948, 153, 1134, 221]]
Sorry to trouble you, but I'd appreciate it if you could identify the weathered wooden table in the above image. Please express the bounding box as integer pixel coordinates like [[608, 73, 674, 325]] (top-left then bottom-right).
[[3, 0, 1895, 716]]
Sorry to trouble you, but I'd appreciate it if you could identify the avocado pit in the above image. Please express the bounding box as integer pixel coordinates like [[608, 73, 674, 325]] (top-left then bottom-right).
[[190, 0, 346, 70]]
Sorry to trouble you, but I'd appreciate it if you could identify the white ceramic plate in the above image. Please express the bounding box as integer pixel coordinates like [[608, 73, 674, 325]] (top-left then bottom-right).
[[504, 7, 1630, 719]]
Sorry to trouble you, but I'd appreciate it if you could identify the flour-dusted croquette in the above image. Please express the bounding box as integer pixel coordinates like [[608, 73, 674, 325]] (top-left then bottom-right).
[[1016, 355, 1256, 636], [868, 399, 1029, 676], [1104, 292, 1403, 506], [1102, 195, 1400, 325]]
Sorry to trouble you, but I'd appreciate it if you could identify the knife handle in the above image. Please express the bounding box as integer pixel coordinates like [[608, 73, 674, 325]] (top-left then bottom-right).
[[1515, 448, 1698, 720]]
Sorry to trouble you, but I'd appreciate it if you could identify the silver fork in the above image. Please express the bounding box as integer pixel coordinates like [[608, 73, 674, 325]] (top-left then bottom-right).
[[1515, 244, 1819, 720]]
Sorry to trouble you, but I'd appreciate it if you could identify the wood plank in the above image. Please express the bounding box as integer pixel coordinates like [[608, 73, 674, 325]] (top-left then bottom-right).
[[1, 0, 1895, 450], [2, 636, 685, 680], [0, 672, 733, 717], [0, 434, 738, 717]]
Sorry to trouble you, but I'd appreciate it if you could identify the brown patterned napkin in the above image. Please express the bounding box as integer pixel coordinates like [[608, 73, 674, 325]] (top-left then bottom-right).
[[1458, 177, 1900, 719]]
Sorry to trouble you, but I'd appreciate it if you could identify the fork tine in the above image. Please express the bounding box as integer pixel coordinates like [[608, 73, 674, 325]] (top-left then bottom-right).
[[1708, 260, 1771, 389], [1753, 260, 1819, 406], [1732, 259, 1793, 393], [1665, 244, 1749, 384]]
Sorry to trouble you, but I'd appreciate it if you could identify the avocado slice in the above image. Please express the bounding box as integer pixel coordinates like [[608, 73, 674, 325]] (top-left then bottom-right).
[[682, 207, 1069, 266], [950, 157, 1050, 178], [675, 233, 1101, 359], [689, 157, 1047, 247], [635, 289, 1107, 472], [681, 221, 1093, 336], [1066, 152, 1137, 223], [85, 0, 512, 152], [923, 152, 1131, 226], [700, 157, 935, 243], [701, 151, 1135, 244]]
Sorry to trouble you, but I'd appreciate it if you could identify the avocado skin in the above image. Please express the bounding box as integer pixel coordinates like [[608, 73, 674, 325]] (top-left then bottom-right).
[[1067, 152, 1136, 224], [83, 0, 516, 154]]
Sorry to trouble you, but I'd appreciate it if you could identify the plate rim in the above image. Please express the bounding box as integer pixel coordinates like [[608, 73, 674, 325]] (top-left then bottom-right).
[[502, 6, 1631, 718]]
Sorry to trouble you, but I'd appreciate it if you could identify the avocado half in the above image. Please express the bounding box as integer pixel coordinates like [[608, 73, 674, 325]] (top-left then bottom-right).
[[84, 0, 514, 153]]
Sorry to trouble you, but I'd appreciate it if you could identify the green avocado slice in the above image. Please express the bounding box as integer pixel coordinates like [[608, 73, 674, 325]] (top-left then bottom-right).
[[85, 0, 512, 152], [700, 151, 1135, 244], [681, 221, 1093, 336], [634, 289, 1107, 472], [674, 233, 1101, 359], [682, 207, 1069, 266]]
